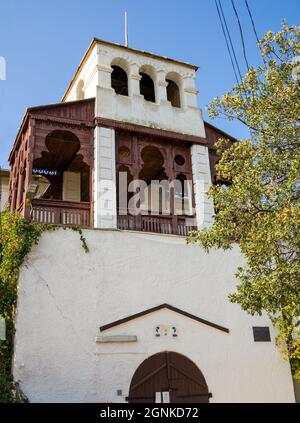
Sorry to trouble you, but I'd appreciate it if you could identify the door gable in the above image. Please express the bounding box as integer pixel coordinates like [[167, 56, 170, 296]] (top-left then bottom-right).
[[100, 303, 229, 334]]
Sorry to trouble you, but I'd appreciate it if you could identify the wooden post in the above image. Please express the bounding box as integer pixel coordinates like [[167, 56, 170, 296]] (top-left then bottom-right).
[[24, 118, 35, 221]]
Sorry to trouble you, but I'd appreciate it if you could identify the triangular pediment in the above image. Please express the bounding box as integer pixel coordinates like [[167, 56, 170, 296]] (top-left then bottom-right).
[[100, 303, 229, 334]]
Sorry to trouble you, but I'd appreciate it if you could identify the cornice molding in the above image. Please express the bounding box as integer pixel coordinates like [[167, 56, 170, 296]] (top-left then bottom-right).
[[96, 64, 113, 74], [184, 87, 199, 95], [95, 117, 207, 145], [31, 114, 94, 131]]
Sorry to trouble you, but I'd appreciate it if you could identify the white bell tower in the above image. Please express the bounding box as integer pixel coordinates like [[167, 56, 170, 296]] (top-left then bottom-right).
[[62, 38, 213, 231]]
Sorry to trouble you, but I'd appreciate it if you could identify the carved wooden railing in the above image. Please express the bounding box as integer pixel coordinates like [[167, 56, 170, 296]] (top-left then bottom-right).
[[117, 212, 196, 236], [17, 203, 24, 214], [31, 199, 91, 227]]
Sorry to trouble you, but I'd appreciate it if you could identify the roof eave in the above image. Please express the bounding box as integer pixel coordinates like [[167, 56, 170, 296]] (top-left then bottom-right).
[[204, 120, 238, 144], [8, 112, 30, 164]]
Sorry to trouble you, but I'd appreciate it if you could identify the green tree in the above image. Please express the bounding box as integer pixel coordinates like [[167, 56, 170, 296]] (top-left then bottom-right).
[[188, 22, 300, 380]]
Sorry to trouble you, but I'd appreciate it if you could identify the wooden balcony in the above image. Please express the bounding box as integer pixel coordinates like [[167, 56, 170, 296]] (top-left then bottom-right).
[[30, 200, 195, 235], [117, 213, 196, 236], [31, 199, 91, 227]]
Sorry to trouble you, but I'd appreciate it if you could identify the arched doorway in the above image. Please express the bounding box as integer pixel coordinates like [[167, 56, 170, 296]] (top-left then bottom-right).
[[128, 352, 210, 403]]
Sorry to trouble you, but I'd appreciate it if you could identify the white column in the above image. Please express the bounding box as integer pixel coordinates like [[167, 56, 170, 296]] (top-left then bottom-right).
[[156, 69, 168, 104], [130, 74, 142, 98], [96, 45, 113, 89], [127, 63, 141, 97], [94, 126, 117, 229], [191, 144, 215, 229], [182, 74, 198, 108], [96, 64, 113, 88]]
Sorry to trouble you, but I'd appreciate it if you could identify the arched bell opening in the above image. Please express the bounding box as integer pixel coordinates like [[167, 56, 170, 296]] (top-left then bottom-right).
[[111, 65, 129, 96], [139, 72, 156, 103], [166, 73, 182, 108]]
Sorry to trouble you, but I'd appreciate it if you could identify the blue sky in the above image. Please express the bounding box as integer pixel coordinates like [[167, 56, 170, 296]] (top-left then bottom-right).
[[0, 0, 299, 167]]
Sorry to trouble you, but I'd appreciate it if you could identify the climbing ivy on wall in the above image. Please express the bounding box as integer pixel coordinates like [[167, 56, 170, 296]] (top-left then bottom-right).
[[0, 210, 89, 403]]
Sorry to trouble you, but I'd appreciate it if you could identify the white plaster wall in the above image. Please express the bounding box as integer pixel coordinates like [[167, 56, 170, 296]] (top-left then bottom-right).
[[13, 229, 295, 403], [65, 45, 98, 101], [96, 84, 204, 137]]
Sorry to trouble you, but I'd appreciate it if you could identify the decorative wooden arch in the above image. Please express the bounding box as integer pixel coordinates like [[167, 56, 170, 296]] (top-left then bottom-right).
[[8, 98, 95, 222], [115, 130, 196, 234]]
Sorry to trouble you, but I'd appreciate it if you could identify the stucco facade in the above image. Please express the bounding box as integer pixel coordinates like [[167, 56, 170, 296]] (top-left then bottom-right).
[[8, 37, 297, 403], [13, 229, 295, 403]]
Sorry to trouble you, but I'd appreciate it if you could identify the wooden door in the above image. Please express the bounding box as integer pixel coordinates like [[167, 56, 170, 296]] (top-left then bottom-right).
[[128, 352, 210, 403]]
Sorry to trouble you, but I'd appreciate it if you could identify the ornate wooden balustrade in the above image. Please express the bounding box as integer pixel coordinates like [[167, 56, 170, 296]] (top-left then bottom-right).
[[117, 213, 196, 236], [31, 199, 91, 227]]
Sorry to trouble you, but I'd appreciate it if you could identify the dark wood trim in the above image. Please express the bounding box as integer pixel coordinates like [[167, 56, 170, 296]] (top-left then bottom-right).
[[31, 199, 91, 227], [31, 198, 90, 209], [23, 118, 35, 220], [31, 114, 94, 130], [168, 361, 208, 388], [27, 97, 95, 113], [9, 98, 95, 164], [204, 121, 238, 144], [100, 303, 230, 333], [95, 117, 208, 145], [177, 393, 213, 399], [130, 363, 167, 392], [9, 114, 29, 163]]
